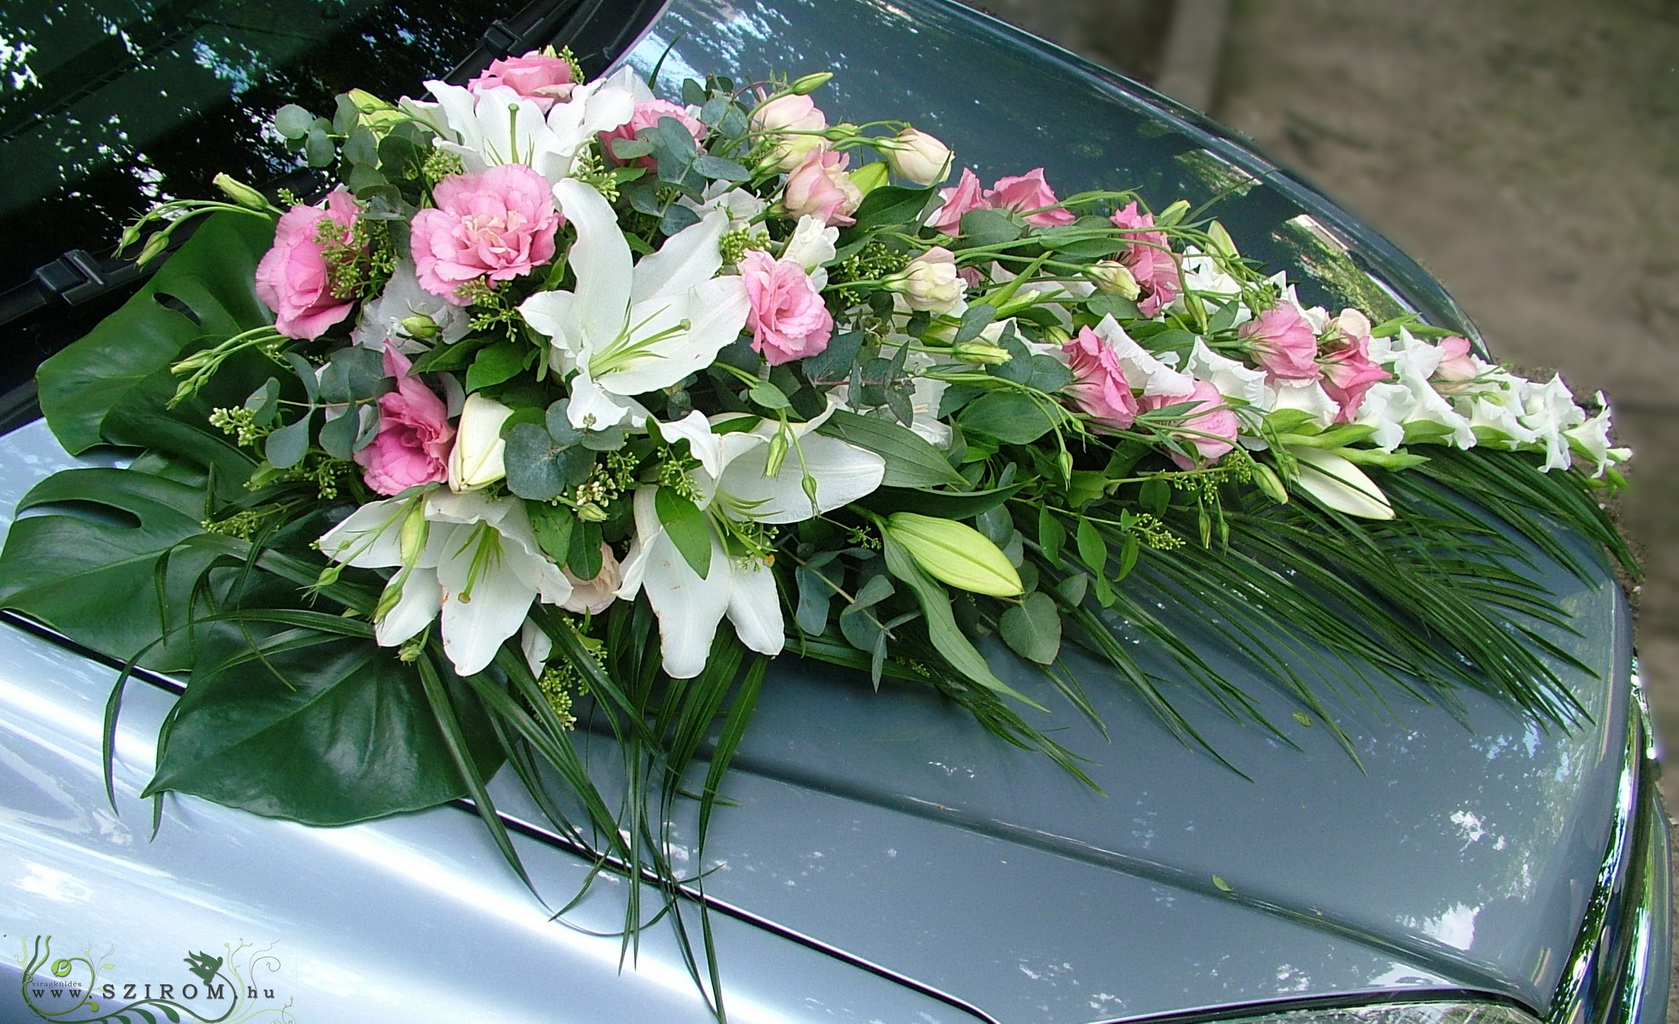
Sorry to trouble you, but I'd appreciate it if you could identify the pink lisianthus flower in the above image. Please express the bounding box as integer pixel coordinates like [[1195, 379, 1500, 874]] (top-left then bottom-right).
[[467, 51, 575, 111], [254, 189, 362, 340], [601, 99, 707, 165], [740, 249, 834, 365], [928, 167, 991, 234], [411, 164, 562, 304], [782, 148, 862, 226], [1239, 305, 1321, 380], [1432, 335, 1480, 391], [1063, 326, 1139, 431], [986, 168, 1076, 228], [1110, 202, 1180, 317], [1318, 312, 1390, 422], [1142, 379, 1238, 468], [354, 342, 455, 495]]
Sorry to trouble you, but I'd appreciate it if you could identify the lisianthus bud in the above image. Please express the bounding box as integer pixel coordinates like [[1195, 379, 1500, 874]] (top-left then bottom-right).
[[884, 128, 952, 186], [895, 246, 964, 313], [399, 496, 430, 565], [576, 502, 609, 523], [751, 92, 828, 172], [398, 314, 441, 341], [1086, 260, 1141, 299], [1158, 199, 1191, 225], [952, 342, 1011, 366], [447, 393, 513, 492], [848, 161, 889, 196], [213, 173, 271, 211], [1251, 462, 1289, 505], [886, 512, 1023, 597], [789, 72, 833, 95], [137, 232, 169, 266]]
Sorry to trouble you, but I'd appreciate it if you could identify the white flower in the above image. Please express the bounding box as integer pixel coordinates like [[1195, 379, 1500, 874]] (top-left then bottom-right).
[[679, 182, 768, 232], [1564, 394, 1631, 477], [520, 179, 750, 431], [318, 489, 572, 676], [1178, 247, 1243, 299], [781, 215, 838, 282], [1517, 375, 1586, 471], [1091, 315, 1194, 397], [1291, 447, 1394, 520], [352, 258, 472, 352], [447, 393, 513, 492], [1186, 338, 1268, 410], [882, 127, 952, 186]]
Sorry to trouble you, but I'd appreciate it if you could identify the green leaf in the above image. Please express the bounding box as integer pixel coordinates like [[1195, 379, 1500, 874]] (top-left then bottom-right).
[[1085, 292, 1142, 320], [465, 341, 531, 391], [264, 411, 313, 469], [655, 487, 712, 579], [38, 213, 276, 455], [273, 104, 315, 139], [1076, 518, 1108, 578], [1212, 875, 1234, 893], [528, 502, 576, 563], [953, 303, 997, 345], [958, 391, 1056, 444], [841, 185, 935, 237], [503, 423, 593, 501], [1000, 591, 1061, 665], [818, 410, 969, 489], [693, 154, 750, 181], [147, 612, 503, 824], [0, 468, 230, 671], [954, 208, 1022, 246]]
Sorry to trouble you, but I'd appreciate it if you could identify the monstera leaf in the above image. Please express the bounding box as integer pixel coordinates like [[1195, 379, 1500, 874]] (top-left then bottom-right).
[[37, 212, 276, 458]]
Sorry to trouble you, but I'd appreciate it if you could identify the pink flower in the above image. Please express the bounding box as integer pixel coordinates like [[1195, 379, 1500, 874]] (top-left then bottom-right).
[[467, 51, 576, 111], [1063, 327, 1139, 431], [601, 99, 707, 166], [782, 148, 862, 227], [928, 167, 991, 233], [1110, 202, 1180, 317], [411, 164, 562, 304], [986, 168, 1076, 228], [1239, 305, 1321, 380], [254, 190, 362, 340], [1318, 313, 1390, 422], [354, 343, 455, 495], [751, 93, 828, 171], [1141, 379, 1238, 468], [740, 250, 834, 365], [1433, 335, 1480, 391]]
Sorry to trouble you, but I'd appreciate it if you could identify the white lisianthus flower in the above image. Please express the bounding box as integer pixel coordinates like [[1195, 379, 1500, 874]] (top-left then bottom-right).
[[352, 258, 472, 352], [1186, 338, 1268, 411], [447, 393, 514, 491], [882, 127, 953, 186], [1178, 247, 1243, 300], [781, 215, 838, 282], [318, 489, 572, 676]]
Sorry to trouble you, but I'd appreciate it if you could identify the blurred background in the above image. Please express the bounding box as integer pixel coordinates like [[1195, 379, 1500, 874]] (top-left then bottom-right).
[[966, 0, 1679, 1007]]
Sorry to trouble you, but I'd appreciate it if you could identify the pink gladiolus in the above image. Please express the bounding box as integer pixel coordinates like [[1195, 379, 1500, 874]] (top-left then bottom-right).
[[782, 148, 862, 227], [411, 164, 562, 304], [986, 168, 1076, 228], [740, 250, 834, 365], [1319, 317, 1390, 422], [1110, 201, 1180, 317], [601, 99, 707, 165], [1142, 379, 1238, 468], [1240, 305, 1321, 380], [928, 167, 991, 233], [467, 51, 575, 111], [1063, 326, 1139, 431], [354, 343, 455, 495], [254, 189, 362, 340]]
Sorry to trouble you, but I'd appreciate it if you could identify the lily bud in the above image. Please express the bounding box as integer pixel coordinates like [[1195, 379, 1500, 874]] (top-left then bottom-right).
[[886, 512, 1023, 597], [952, 342, 1011, 366], [1086, 260, 1141, 300], [1206, 220, 1239, 260], [345, 88, 396, 114], [398, 314, 441, 341], [1157, 199, 1191, 225], [789, 72, 833, 95], [447, 394, 514, 492], [883, 127, 952, 186], [212, 173, 270, 211]]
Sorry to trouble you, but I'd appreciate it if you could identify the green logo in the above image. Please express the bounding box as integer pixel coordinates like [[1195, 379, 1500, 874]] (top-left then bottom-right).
[[17, 936, 293, 1023]]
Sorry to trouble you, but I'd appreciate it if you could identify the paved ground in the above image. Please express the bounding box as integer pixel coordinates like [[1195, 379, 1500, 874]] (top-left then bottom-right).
[[975, 0, 1679, 1012]]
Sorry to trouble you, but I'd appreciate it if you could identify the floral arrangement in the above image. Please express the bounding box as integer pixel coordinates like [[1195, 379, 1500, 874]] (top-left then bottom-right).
[[0, 50, 1634, 1008]]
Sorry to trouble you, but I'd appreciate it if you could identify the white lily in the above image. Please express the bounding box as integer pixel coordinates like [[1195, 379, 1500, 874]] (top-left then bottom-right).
[[618, 408, 886, 678], [520, 179, 750, 431], [318, 488, 572, 676], [405, 68, 639, 183]]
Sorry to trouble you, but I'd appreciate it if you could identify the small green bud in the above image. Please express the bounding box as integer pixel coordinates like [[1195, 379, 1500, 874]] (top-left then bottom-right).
[[119, 222, 142, 252], [764, 428, 791, 478], [398, 314, 441, 340], [1251, 462, 1289, 505], [576, 502, 609, 523], [212, 173, 270, 211], [1206, 220, 1239, 260], [314, 563, 342, 589], [399, 498, 429, 566], [847, 161, 889, 196], [374, 575, 406, 623], [1157, 199, 1191, 225], [137, 231, 169, 266], [951, 342, 1011, 366], [886, 512, 1023, 597], [789, 72, 833, 95]]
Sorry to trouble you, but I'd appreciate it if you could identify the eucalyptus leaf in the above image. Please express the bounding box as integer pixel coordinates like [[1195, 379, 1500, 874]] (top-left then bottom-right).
[[818, 410, 969, 489], [1000, 592, 1061, 665]]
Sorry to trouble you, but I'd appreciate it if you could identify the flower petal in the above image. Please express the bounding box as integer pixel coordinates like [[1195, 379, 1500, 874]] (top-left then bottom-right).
[[625, 488, 731, 679], [717, 433, 885, 524], [552, 178, 632, 349], [630, 207, 728, 306], [1291, 447, 1395, 520], [726, 557, 785, 657]]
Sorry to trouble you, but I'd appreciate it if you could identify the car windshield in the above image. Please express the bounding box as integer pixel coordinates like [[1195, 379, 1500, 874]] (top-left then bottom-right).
[[0, 0, 513, 293]]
